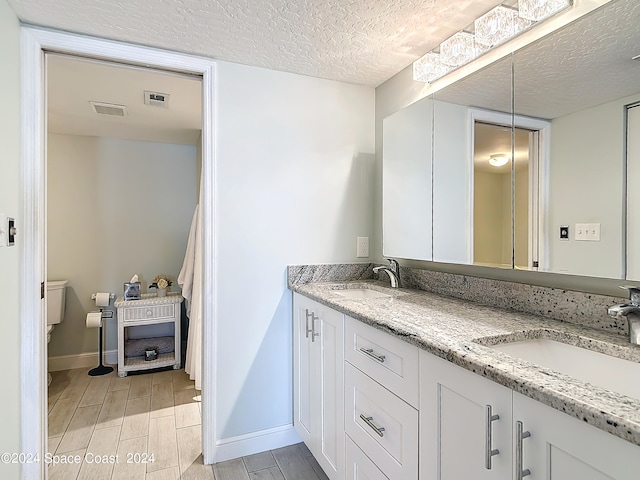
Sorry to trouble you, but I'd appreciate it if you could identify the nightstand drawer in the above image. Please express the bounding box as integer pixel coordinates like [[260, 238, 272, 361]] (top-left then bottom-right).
[[345, 316, 419, 408], [121, 303, 175, 323], [345, 362, 418, 480]]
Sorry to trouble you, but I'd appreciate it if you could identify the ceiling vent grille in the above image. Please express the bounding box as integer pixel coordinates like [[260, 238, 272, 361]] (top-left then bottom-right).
[[144, 91, 170, 108], [89, 101, 127, 117]]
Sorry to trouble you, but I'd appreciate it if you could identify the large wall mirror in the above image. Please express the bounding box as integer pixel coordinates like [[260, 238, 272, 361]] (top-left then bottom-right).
[[382, 0, 640, 280]]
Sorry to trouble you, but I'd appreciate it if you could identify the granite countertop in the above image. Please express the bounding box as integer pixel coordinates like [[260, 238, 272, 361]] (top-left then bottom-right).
[[291, 279, 640, 447]]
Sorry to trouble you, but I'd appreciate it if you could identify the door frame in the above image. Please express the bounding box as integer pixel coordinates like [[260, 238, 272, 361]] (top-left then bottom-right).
[[468, 108, 551, 269], [20, 26, 217, 478]]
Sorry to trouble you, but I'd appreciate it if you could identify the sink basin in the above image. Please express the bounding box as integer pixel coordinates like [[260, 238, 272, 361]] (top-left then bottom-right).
[[490, 339, 640, 401], [332, 288, 392, 300]]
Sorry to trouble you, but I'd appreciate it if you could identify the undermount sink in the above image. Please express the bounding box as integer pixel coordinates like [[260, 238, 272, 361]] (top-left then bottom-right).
[[332, 288, 392, 300], [489, 338, 640, 401]]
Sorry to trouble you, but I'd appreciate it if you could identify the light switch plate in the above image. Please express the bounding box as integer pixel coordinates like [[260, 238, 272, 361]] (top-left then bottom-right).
[[575, 223, 601, 241]]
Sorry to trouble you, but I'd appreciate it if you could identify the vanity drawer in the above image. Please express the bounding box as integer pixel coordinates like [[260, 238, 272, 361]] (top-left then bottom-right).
[[346, 436, 388, 480], [345, 316, 419, 408], [121, 303, 176, 323], [345, 362, 418, 480]]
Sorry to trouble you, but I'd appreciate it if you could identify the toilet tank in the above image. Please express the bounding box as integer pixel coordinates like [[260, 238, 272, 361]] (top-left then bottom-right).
[[47, 280, 68, 326]]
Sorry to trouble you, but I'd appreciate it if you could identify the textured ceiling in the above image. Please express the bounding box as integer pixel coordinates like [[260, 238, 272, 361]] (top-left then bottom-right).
[[432, 0, 640, 121], [7, 0, 504, 87]]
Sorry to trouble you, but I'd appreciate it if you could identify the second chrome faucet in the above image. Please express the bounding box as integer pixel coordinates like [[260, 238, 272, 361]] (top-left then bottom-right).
[[373, 258, 400, 288]]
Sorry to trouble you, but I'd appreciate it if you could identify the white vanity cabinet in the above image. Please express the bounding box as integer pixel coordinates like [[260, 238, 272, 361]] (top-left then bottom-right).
[[420, 349, 640, 480], [420, 351, 512, 480], [513, 392, 640, 480], [293, 293, 345, 480], [344, 316, 419, 480]]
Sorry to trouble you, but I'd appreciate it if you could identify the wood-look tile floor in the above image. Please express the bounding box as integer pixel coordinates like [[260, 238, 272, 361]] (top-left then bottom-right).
[[48, 367, 328, 480]]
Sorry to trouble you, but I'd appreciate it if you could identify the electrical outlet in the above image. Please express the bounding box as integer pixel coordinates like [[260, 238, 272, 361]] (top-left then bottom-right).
[[356, 237, 369, 258], [575, 223, 601, 241]]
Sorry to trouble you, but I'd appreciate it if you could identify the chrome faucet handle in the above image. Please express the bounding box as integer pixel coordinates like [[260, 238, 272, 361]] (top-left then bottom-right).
[[619, 286, 640, 306], [386, 258, 399, 274]]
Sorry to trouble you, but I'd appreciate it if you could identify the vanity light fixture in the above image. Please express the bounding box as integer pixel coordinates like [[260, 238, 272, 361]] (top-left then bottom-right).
[[413, 0, 572, 83], [518, 0, 572, 22], [413, 52, 451, 83], [475, 6, 532, 48], [440, 31, 484, 67], [489, 154, 510, 167]]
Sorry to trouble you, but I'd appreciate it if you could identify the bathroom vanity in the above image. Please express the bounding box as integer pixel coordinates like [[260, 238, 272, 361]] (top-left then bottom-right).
[[115, 293, 183, 377], [291, 275, 640, 480]]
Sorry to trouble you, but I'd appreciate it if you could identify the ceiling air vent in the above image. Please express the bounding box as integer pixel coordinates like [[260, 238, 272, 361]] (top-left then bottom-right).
[[144, 91, 170, 108], [89, 101, 127, 117]]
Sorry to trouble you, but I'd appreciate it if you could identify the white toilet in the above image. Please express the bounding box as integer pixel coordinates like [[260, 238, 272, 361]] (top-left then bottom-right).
[[47, 280, 68, 385]]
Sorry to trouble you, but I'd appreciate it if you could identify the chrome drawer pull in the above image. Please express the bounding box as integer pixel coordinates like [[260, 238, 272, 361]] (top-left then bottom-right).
[[516, 421, 531, 480], [485, 404, 500, 470], [359, 347, 385, 363], [359, 414, 385, 437]]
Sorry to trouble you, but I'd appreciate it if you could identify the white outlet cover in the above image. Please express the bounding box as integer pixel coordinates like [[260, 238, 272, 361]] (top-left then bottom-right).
[[357, 236, 369, 258]]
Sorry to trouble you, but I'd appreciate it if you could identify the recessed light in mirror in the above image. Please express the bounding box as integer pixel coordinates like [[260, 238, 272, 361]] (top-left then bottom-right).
[[489, 154, 510, 167]]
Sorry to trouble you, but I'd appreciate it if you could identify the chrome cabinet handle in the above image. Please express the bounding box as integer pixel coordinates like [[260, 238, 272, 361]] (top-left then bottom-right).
[[359, 414, 385, 437], [311, 313, 320, 342], [485, 405, 500, 470], [304, 309, 314, 339], [359, 347, 385, 363], [516, 421, 531, 480]]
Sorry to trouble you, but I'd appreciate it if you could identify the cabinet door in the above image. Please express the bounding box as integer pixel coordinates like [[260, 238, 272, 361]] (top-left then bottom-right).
[[420, 351, 512, 480], [316, 301, 345, 479], [293, 293, 345, 480], [513, 392, 640, 480], [293, 293, 316, 447]]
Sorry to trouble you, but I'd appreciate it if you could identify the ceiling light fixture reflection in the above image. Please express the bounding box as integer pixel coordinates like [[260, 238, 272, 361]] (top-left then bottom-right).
[[489, 154, 510, 167], [413, 0, 572, 84]]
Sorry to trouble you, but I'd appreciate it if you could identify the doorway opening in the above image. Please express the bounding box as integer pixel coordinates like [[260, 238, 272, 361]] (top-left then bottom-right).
[[469, 111, 550, 271], [21, 27, 216, 479], [45, 51, 207, 475]]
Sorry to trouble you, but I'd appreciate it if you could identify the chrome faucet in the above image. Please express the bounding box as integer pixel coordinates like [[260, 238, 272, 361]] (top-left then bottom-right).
[[608, 286, 640, 345], [373, 258, 400, 288]]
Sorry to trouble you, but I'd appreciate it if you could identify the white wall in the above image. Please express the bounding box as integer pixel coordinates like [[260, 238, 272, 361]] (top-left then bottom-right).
[[0, 0, 22, 476], [546, 93, 640, 277], [47, 134, 197, 359], [215, 61, 375, 442]]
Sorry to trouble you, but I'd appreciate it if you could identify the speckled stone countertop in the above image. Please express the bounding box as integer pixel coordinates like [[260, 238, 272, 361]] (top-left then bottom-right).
[[291, 279, 640, 447]]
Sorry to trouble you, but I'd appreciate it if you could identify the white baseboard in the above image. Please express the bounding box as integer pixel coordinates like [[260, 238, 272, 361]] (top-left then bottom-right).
[[47, 350, 118, 372], [213, 424, 302, 463]]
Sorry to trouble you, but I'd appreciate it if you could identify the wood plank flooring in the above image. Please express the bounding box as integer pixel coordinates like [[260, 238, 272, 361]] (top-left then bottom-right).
[[48, 367, 327, 479]]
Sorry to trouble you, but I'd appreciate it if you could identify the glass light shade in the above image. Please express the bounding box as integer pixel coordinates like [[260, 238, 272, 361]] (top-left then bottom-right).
[[518, 0, 572, 22], [475, 6, 518, 47], [440, 32, 479, 67], [413, 52, 451, 83], [489, 154, 510, 167]]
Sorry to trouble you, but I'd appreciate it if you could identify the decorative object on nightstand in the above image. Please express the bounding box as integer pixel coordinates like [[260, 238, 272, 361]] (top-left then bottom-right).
[[149, 274, 173, 297], [124, 274, 141, 300]]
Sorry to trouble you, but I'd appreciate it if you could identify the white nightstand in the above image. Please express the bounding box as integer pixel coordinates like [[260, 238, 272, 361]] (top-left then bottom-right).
[[115, 293, 183, 377]]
